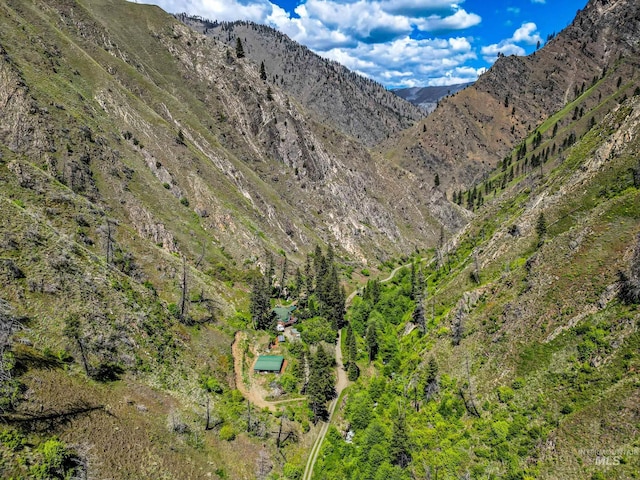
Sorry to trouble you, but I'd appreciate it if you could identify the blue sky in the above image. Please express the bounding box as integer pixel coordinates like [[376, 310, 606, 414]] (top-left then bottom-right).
[[130, 0, 587, 88]]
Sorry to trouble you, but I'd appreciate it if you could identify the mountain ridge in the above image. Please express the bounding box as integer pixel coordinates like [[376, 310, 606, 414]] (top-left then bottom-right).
[[178, 16, 425, 147]]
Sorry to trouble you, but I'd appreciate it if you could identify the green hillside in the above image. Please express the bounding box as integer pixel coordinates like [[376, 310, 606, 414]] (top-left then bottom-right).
[[317, 94, 640, 479], [0, 0, 639, 479]]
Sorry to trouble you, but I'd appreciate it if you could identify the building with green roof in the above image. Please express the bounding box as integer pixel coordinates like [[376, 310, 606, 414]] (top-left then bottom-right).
[[253, 355, 285, 373], [273, 305, 297, 324]]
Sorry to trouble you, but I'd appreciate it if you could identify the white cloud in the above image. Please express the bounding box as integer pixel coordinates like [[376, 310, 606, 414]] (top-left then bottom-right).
[[512, 22, 542, 45], [129, 0, 489, 87], [320, 35, 480, 87], [134, 0, 274, 23], [481, 22, 541, 62], [416, 9, 481, 32]]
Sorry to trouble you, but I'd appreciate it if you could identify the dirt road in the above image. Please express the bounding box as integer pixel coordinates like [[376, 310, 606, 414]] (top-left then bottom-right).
[[303, 258, 433, 480], [231, 331, 304, 412], [302, 329, 347, 480]]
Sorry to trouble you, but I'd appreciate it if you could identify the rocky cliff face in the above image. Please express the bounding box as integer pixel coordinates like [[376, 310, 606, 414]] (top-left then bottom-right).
[[384, 0, 640, 195], [179, 17, 425, 147], [0, 0, 460, 271]]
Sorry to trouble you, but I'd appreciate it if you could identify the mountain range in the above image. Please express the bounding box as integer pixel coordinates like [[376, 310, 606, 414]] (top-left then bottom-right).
[[0, 0, 638, 478]]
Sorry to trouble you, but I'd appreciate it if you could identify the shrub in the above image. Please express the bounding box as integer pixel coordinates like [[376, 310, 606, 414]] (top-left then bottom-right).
[[219, 424, 236, 441], [283, 463, 303, 479], [497, 386, 515, 403]]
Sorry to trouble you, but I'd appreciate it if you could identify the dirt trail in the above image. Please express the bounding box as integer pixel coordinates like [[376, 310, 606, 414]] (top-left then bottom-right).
[[231, 331, 304, 412], [303, 329, 347, 480], [304, 257, 433, 480]]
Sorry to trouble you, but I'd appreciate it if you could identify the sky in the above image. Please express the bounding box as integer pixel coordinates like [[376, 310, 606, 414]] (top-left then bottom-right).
[[129, 0, 587, 88]]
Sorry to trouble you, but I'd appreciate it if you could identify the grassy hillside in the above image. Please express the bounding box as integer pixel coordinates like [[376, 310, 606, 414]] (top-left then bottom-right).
[[317, 93, 640, 479]]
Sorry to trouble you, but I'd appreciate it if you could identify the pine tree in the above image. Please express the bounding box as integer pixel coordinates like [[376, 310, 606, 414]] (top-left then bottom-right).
[[304, 254, 314, 296], [259, 61, 267, 81], [235, 37, 245, 58], [412, 296, 425, 333], [389, 408, 411, 468], [536, 212, 547, 246], [307, 346, 335, 422], [347, 326, 359, 381], [250, 274, 274, 331], [365, 323, 378, 362], [424, 356, 439, 401]]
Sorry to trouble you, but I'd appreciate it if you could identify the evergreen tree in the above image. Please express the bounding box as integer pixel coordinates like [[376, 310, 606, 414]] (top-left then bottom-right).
[[307, 346, 335, 422], [412, 296, 425, 333], [366, 323, 378, 362], [423, 356, 439, 401], [347, 326, 359, 381], [250, 274, 274, 331], [389, 408, 411, 468], [259, 61, 267, 81], [434, 173, 440, 187], [294, 267, 303, 299], [536, 212, 547, 246], [305, 254, 314, 296], [235, 37, 245, 58]]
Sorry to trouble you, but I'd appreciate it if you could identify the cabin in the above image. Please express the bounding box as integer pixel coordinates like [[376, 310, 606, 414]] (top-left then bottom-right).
[[253, 355, 285, 374], [273, 305, 297, 330]]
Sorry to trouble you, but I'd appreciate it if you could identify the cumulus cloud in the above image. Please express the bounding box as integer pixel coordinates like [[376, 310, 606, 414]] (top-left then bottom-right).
[[481, 22, 541, 62], [133, 0, 276, 23], [416, 9, 481, 32], [512, 22, 542, 45], [322, 35, 479, 87], [129, 0, 489, 87]]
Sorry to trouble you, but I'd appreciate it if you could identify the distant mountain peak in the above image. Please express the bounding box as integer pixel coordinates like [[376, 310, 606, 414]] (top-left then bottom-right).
[[393, 83, 474, 113]]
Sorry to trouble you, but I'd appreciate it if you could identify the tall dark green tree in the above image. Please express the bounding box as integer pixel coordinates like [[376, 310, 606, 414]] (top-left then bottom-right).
[[536, 212, 547, 246], [307, 346, 335, 422], [389, 407, 411, 468], [259, 61, 267, 81], [423, 356, 439, 401], [250, 274, 274, 331], [366, 322, 378, 362], [235, 37, 245, 58], [304, 254, 314, 297], [412, 296, 425, 333], [346, 325, 359, 381]]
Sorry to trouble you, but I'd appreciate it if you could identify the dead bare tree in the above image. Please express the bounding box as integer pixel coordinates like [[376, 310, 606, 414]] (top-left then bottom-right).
[[105, 219, 114, 265], [63, 314, 91, 377], [195, 242, 206, 269], [255, 448, 272, 480], [179, 254, 188, 321], [458, 357, 481, 418], [452, 307, 464, 346]]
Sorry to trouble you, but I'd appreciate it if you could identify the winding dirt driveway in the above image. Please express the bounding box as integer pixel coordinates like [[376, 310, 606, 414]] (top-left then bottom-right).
[[231, 331, 304, 412]]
